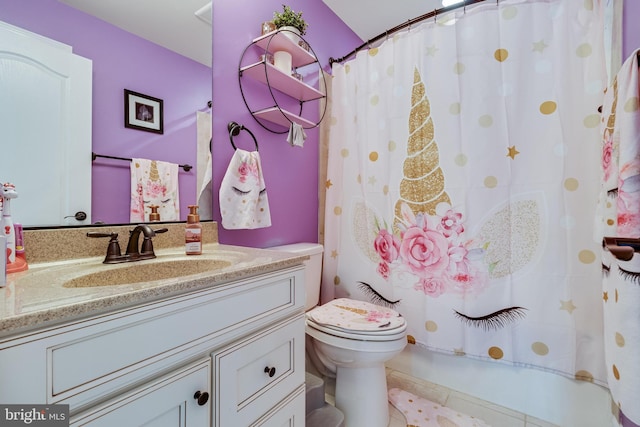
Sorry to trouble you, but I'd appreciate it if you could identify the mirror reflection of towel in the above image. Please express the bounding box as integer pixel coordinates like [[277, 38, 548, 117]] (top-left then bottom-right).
[[196, 111, 213, 220], [130, 158, 180, 222], [219, 149, 271, 230]]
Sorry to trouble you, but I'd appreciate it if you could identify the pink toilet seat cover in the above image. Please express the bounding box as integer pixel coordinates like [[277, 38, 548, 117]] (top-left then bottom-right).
[[306, 298, 405, 333]]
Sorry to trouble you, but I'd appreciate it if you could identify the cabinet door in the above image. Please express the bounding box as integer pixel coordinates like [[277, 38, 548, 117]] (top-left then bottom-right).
[[251, 385, 305, 427], [214, 314, 305, 427], [70, 359, 211, 427]]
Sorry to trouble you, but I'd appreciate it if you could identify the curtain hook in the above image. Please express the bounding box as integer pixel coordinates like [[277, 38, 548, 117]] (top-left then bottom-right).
[[433, 9, 437, 23]]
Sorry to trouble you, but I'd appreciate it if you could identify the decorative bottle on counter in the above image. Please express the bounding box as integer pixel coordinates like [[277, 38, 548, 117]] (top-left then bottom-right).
[[185, 205, 202, 255]]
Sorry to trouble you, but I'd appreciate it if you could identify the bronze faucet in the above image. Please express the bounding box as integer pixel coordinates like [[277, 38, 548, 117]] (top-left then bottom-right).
[[87, 225, 168, 264]]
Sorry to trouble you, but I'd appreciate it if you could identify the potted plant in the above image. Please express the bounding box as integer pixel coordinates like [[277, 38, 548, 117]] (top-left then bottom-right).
[[273, 5, 307, 38]]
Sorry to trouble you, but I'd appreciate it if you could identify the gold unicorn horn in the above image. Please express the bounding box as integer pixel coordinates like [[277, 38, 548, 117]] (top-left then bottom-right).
[[149, 160, 160, 182], [394, 68, 450, 229]]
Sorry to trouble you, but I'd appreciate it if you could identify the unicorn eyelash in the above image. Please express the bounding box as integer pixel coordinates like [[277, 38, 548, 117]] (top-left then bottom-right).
[[357, 281, 401, 309], [259, 188, 266, 195], [232, 186, 250, 195], [618, 267, 640, 285], [454, 307, 528, 331], [607, 188, 618, 199], [602, 263, 610, 277]]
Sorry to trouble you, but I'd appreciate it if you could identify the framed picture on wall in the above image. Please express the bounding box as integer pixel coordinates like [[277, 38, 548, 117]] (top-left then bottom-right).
[[124, 89, 164, 134]]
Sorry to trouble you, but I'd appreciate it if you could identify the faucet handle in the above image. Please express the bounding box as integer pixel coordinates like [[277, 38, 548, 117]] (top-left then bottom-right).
[[153, 228, 169, 234], [87, 232, 123, 263]]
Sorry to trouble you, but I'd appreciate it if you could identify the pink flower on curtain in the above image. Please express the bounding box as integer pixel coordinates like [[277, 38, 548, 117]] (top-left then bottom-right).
[[617, 159, 640, 235], [602, 129, 614, 182], [400, 227, 450, 276], [374, 229, 400, 263], [373, 202, 488, 297]]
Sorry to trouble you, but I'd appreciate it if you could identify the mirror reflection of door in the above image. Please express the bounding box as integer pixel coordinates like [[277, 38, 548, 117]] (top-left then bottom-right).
[[0, 21, 92, 227]]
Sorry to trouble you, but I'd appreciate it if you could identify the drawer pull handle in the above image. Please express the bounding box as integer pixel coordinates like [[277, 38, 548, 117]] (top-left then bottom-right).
[[194, 390, 210, 406], [264, 366, 276, 377]]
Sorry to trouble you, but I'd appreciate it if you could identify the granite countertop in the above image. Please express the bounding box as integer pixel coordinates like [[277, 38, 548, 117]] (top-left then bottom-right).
[[0, 243, 306, 338]]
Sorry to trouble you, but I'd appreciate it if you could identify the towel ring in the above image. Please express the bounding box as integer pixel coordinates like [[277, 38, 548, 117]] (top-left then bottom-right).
[[228, 121, 259, 151]]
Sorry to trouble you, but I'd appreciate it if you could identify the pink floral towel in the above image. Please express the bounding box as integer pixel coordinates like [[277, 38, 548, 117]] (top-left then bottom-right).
[[219, 149, 271, 229], [130, 158, 180, 222], [388, 388, 491, 427]]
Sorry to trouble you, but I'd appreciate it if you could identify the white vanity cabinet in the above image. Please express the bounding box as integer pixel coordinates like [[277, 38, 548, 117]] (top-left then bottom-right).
[[0, 266, 306, 427]]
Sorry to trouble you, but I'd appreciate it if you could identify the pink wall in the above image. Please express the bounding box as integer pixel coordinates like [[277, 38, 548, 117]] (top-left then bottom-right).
[[0, 0, 211, 224], [211, 0, 361, 248]]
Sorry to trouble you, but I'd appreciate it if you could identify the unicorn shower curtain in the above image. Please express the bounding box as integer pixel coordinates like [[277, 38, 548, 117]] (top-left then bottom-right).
[[323, 0, 608, 383]]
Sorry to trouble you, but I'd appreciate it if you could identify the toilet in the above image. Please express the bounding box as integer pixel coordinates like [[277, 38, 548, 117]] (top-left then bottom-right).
[[269, 243, 407, 427]]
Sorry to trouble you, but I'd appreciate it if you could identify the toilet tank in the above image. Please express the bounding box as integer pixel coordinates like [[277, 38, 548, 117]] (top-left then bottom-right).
[[268, 243, 323, 311]]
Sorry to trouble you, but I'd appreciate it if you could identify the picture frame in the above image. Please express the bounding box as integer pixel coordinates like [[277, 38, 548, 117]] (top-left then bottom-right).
[[124, 89, 163, 134]]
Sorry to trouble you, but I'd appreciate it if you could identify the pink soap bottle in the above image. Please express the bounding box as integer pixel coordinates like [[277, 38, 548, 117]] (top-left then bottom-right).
[[185, 205, 202, 255]]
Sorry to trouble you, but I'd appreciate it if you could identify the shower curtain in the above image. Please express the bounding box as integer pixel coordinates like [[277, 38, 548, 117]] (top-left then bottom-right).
[[323, 0, 608, 384]]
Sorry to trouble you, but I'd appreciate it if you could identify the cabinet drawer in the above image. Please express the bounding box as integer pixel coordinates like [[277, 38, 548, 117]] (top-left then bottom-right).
[[214, 314, 305, 427], [251, 385, 305, 427], [45, 268, 303, 407]]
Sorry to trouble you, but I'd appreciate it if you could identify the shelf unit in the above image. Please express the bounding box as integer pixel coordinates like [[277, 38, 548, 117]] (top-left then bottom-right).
[[238, 29, 326, 133]]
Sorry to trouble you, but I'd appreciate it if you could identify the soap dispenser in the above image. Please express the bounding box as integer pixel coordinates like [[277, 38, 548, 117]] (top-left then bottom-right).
[[185, 205, 202, 255], [149, 205, 161, 222]]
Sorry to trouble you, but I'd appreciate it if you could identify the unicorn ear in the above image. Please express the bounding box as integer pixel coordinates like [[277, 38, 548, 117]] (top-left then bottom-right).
[[473, 194, 544, 279], [352, 200, 384, 264]]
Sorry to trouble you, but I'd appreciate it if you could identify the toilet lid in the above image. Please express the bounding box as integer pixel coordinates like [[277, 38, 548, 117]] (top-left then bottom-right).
[[306, 298, 405, 335]]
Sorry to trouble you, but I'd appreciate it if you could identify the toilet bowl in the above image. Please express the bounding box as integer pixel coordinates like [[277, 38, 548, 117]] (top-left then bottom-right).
[[269, 243, 408, 427]]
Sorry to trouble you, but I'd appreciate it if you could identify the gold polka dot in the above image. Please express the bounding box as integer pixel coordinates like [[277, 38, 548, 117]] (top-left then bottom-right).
[[453, 62, 465, 74], [369, 151, 379, 162], [583, 114, 600, 128], [334, 275, 341, 285], [344, 64, 351, 74], [330, 116, 338, 126], [616, 288, 619, 302], [370, 95, 379, 106], [575, 370, 594, 382], [479, 115, 493, 127], [624, 97, 639, 112], [607, 218, 615, 226], [494, 48, 509, 62], [532, 342, 549, 356], [425, 321, 438, 332], [578, 249, 596, 264], [388, 140, 397, 151], [357, 174, 362, 184], [615, 332, 625, 347], [368, 48, 379, 57], [407, 335, 416, 344], [455, 153, 467, 166], [341, 148, 349, 158], [583, 0, 594, 11], [540, 101, 557, 115], [576, 43, 592, 58], [387, 65, 394, 76], [449, 102, 461, 115], [502, 6, 518, 19], [564, 178, 579, 191], [383, 185, 389, 195], [612, 364, 620, 380], [488, 347, 504, 359], [334, 206, 342, 215], [484, 176, 498, 188]]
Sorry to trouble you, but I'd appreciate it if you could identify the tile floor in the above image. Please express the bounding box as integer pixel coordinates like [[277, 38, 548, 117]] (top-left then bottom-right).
[[323, 367, 560, 427]]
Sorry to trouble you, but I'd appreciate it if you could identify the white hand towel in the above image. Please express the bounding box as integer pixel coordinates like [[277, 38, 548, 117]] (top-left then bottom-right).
[[196, 111, 213, 220], [287, 122, 307, 147], [219, 149, 271, 229], [130, 158, 180, 222]]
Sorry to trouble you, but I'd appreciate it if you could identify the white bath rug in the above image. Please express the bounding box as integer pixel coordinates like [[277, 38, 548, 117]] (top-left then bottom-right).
[[388, 388, 492, 427]]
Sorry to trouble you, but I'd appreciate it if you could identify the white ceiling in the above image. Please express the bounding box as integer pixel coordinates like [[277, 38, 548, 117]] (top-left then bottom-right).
[[58, 0, 445, 69], [59, 0, 212, 67], [322, 0, 443, 42]]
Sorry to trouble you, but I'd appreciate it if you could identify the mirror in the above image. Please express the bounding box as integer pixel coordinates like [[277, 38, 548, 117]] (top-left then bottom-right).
[[0, 0, 213, 228]]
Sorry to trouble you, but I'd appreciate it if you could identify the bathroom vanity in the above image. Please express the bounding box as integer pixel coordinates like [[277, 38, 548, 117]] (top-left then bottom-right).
[[0, 224, 307, 426]]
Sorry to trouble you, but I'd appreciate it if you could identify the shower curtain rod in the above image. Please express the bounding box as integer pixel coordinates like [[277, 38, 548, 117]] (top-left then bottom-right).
[[329, 0, 488, 65]]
